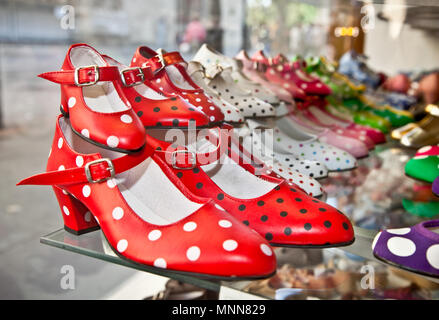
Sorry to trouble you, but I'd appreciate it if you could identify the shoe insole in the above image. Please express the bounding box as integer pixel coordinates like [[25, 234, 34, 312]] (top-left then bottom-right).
[[70, 46, 128, 113]]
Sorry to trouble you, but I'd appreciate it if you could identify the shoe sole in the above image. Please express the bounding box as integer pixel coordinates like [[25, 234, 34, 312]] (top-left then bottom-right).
[[63, 223, 276, 281], [101, 231, 277, 281], [269, 237, 355, 249], [373, 253, 439, 279]]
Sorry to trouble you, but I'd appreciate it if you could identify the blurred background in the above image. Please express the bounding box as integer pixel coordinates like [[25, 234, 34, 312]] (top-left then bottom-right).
[[1, 0, 439, 299]]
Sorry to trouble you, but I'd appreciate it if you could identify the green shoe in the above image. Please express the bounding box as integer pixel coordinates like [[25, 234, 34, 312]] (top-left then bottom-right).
[[402, 198, 439, 218], [305, 56, 357, 99], [343, 97, 413, 128], [405, 155, 439, 183], [327, 97, 391, 133]]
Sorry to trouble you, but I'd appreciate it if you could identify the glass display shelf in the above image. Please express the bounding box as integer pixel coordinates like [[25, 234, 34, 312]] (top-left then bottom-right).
[[40, 142, 439, 300]]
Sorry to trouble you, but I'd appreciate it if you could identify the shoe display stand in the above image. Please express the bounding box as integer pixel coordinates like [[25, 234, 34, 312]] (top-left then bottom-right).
[[40, 141, 439, 300]]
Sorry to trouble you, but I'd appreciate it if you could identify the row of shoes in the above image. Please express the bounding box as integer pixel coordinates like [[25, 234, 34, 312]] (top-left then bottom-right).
[[16, 43, 361, 279], [17, 42, 429, 279]]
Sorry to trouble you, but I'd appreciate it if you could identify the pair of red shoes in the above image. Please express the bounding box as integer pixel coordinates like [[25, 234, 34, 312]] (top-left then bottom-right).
[[18, 44, 354, 280]]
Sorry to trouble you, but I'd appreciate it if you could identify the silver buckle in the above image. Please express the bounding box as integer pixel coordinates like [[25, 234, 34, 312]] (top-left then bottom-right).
[[121, 67, 145, 87], [74, 65, 99, 87], [84, 158, 115, 183], [171, 150, 196, 170]]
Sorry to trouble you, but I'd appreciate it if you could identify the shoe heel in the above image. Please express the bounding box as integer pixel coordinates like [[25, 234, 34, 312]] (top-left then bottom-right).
[[52, 186, 100, 235]]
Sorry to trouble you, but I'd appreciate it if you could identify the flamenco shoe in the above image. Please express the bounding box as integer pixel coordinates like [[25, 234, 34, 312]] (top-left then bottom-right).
[[193, 44, 280, 106], [187, 60, 276, 119], [433, 177, 439, 197], [250, 50, 308, 100], [272, 54, 332, 96], [236, 120, 326, 196], [147, 129, 355, 248], [325, 96, 392, 133], [284, 112, 370, 159], [402, 199, 439, 219], [301, 107, 374, 151], [405, 154, 439, 183], [400, 115, 439, 148], [38, 43, 146, 153], [274, 116, 358, 171], [372, 220, 439, 278], [338, 50, 381, 88], [185, 61, 245, 124], [17, 115, 277, 279], [308, 104, 386, 144], [235, 50, 295, 104], [130, 46, 225, 125], [416, 145, 439, 157], [102, 55, 210, 129]]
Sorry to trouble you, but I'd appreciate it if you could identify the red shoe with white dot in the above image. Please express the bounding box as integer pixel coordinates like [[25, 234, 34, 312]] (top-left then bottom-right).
[[39, 43, 146, 153], [251, 50, 308, 100], [102, 55, 210, 129], [130, 47, 225, 126], [271, 54, 332, 96], [147, 129, 355, 248], [17, 115, 276, 280]]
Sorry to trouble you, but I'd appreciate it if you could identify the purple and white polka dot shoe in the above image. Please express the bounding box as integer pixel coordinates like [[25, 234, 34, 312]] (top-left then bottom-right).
[[372, 220, 439, 278]]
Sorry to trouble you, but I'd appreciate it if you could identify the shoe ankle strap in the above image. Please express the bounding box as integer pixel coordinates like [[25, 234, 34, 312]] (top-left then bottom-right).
[[147, 51, 185, 74], [17, 147, 153, 187], [153, 125, 232, 169], [39, 65, 121, 86]]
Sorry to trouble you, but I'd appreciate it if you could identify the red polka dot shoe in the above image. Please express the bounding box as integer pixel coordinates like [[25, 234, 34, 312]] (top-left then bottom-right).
[[17, 115, 276, 280], [130, 47, 225, 126], [38, 43, 146, 153], [147, 129, 355, 248], [251, 50, 308, 100], [271, 54, 332, 96], [102, 55, 210, 129]]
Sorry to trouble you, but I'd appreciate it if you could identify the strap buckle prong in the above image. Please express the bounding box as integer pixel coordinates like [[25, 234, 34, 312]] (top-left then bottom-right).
[[121, 67, 145, 87], [85, 158, 115, 183], [74, 65, 100, 86], [171, 150, 196, 170]]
